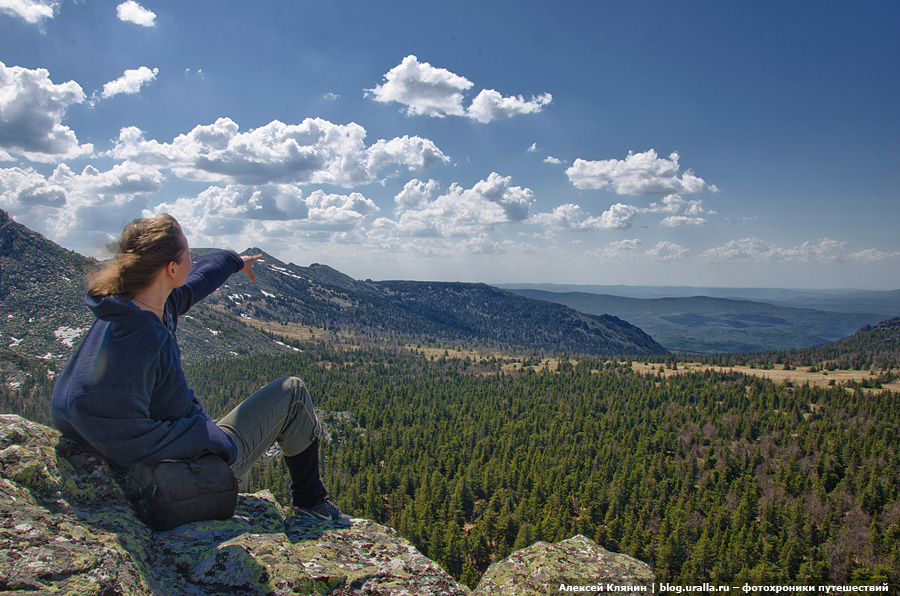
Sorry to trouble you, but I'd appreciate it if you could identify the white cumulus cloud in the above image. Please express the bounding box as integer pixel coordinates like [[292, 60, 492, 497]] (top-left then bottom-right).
[[0, 62, 93, 162], [100, 66, 159, 99], [646, 241, 689, 262], [589, 239, 688, 262], [304, 189, 379, 230], [466, 89, 552, 124], [457, 233, 504, 255], [535, 202, 639, 231], [365, 135, 449, 179], [394, 178, 439, 210], [660, 215, 707, 227], [699, 238, 776, 262], [597, 203, 641, 229], [590, 239, 644, 260], [386, 172, 534, 237], [0, 0, 56, 23], [0, 166, 66, 210], [52, 161, 165, 196], [699, 238, 855, 263], [152, 185, 379, 243], [368, 55, 551, 123], [368, 55, 472, 118], [537, 193, 714, 233], [644, 194, 713, 226], [847, 248, 900, 262], [0, 0, 59, 25], [566, 149, 707, 195], [0, 161, 165, 248], [108, 117, 449, 187], [116, 0, 156, 26]]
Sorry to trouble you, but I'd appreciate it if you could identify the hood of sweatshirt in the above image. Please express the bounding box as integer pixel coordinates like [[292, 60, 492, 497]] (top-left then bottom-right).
[[85, 293, 160, 326]]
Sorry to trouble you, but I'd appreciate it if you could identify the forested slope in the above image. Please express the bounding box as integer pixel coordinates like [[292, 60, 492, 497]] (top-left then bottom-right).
[[184, 347, 900, 589], [705, 317, 900, 372]]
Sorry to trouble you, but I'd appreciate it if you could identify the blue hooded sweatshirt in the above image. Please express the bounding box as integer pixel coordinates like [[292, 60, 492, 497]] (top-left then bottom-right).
[[51, 250, 243, 469]]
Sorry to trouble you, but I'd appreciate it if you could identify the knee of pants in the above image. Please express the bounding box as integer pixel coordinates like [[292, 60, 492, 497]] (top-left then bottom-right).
[[284, 376, 323, 448], [283, 376, 312, 407]]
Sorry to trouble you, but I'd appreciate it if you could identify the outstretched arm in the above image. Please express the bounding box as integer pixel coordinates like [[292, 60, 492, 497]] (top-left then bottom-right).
[[168, 251, 256, 316]]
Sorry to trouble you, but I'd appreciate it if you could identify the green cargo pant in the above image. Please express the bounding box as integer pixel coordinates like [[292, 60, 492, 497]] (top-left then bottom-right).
[[216, 376, 322, 492]]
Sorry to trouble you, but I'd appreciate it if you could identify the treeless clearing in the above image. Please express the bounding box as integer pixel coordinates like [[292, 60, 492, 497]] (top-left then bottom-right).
[[631, 361, 900, 393], [402, 345, 496, 362], [229, 314, 358, 346]]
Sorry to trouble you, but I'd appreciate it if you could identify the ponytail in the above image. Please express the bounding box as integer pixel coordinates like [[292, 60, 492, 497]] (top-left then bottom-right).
[[90, 214, 185, 300]]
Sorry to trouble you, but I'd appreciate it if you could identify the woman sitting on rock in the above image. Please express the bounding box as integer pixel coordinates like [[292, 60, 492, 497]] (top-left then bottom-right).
[[50, 213, 346, 524]]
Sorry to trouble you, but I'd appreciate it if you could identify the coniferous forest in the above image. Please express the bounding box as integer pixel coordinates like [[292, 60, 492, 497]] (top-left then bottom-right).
[[179, 344, 899, 590]]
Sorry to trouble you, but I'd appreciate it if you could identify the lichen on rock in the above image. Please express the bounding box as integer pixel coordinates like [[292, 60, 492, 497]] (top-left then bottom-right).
[[472, 534, 655, 595]]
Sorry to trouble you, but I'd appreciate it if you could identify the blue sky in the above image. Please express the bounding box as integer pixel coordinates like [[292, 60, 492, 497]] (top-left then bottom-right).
[[1, 0, 898, 289]]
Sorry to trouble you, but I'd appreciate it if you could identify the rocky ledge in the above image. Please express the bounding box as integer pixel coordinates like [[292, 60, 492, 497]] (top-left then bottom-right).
[[0, 414, 655, 595]]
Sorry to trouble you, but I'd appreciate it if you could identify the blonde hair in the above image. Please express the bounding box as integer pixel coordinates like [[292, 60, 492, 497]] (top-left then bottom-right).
[[90, 214, 186, 300]]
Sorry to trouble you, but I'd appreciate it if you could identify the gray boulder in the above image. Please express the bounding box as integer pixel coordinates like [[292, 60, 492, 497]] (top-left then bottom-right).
[[473, 534, 655, 595]]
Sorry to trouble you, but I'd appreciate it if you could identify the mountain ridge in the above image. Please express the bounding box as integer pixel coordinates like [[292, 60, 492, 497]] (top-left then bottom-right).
[[212, 248, 666, 356], [0, 211, 666, 368]]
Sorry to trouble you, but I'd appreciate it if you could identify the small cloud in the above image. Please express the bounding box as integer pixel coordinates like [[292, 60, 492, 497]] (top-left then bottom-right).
[[646, 241, 689, 262], [596, 203, 640, 230], [466, 89, 552, 124], [368, 55, 472, 118], [0, 0, 56, 24], [848, 248, 900, 262], [322, 92, 340, 101], [590, 239, 687, 262], [458, 233, 504, 255], [99, 66, 158, 100], [543, 156, 563, 165], [566, 149, 707, 195], [368, 55, 551, 123], [588, 239, 643, 260], [527, 143, 538, 153], [644, 194, 686, 214], [660, 215, 707, 227], [116, 0, 156, 27]]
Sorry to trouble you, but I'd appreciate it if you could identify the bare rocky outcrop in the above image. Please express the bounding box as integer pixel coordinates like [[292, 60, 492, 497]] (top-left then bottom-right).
[[0, 414, 655, 595], [473, 534, 655, 595]]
